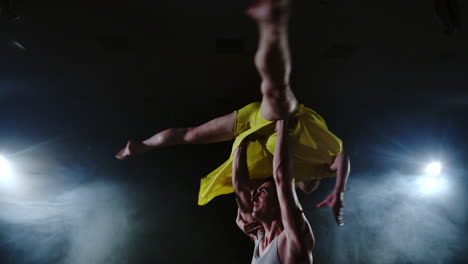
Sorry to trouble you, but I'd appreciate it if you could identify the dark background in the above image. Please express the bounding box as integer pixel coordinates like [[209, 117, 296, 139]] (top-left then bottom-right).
[[0, 0, 467, 263]]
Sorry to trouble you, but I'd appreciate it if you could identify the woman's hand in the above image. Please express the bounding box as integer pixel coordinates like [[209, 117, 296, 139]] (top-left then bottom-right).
[[115, 140, 149, 160], [316, 190, 344, 226]]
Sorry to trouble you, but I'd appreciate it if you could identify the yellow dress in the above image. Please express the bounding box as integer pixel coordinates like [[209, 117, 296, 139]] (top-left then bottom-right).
[[198, 102, 343, 205]]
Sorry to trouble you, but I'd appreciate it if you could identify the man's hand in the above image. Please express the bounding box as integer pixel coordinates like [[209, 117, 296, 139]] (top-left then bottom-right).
[[115, 140, 148, 160], [316, 190, 344, 226], [236, 210, 263, 240]]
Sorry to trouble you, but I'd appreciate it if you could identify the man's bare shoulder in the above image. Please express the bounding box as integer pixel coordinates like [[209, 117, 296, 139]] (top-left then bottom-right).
[[277, 216, 315, 264]]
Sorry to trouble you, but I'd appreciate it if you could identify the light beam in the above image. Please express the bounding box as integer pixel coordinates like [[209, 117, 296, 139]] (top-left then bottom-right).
[[425, 161, 442, 176], [0, 155, 11, 178]]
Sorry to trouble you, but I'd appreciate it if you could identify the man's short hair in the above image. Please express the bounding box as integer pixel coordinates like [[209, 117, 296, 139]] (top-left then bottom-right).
[[263, 177, 274, 184]]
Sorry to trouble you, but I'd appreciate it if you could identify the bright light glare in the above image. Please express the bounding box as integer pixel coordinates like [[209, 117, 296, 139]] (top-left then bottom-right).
[[418, 176, 445, 194], [425, 162, 442, 176], [0, 155, 12, 178], [418, 161, 446, 194]]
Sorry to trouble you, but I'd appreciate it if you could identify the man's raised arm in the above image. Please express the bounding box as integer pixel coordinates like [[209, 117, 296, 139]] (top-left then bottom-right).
[[232, 142, 253, 216], [273, 120, 315, 248], [233, 142, 264, 240]]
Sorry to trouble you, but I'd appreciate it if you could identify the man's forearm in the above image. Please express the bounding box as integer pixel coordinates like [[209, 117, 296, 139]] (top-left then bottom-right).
[[273, 120, 292, 183], [233, 143, 253, 214], [232, 144, 250, 191]]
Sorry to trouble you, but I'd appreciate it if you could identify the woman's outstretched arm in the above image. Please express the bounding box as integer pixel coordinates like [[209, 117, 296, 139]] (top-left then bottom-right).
[[116, 112, 236, 160]]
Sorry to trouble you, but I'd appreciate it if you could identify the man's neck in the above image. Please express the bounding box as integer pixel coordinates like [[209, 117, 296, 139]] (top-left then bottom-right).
[[260, 219, 283, 244]]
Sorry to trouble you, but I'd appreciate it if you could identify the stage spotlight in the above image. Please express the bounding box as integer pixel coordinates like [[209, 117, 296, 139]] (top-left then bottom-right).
[[425, 161, 442, 176], [418, 161, 446, 194], [0, 155, 11, 178]]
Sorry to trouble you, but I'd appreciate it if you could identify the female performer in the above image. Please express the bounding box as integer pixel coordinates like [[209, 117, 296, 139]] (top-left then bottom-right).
[[116, 0, 349, 225]]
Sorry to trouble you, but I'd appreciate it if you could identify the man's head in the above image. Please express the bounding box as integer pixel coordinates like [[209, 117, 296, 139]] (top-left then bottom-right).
[[251, 177, 280, 222]]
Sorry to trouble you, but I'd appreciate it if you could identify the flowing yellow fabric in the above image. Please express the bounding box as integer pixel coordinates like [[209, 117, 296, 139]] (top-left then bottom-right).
[[198, 102, 343, 205]]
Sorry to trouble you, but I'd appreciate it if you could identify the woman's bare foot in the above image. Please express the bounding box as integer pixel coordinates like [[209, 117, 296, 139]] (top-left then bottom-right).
[[246, 0, 290, 24]]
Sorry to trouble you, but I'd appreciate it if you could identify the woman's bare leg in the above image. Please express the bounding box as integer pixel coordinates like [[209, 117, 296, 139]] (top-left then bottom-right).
[[247, 0, 298, 121], [247, 0, 320, 192]]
